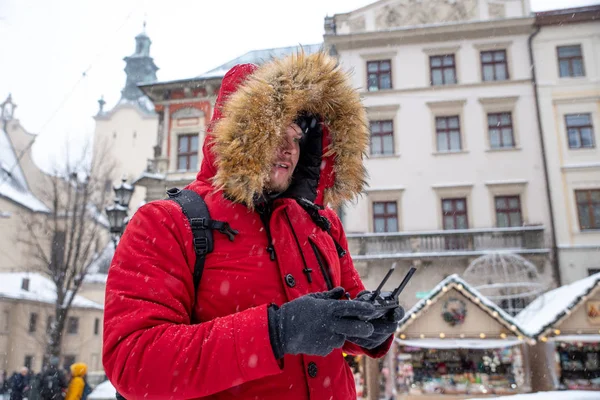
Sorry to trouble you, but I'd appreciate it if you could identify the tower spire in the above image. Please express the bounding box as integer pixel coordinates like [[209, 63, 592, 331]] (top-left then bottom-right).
[[120, 24, 158, 102]]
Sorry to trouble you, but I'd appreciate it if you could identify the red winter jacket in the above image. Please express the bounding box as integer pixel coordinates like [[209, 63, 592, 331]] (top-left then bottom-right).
[[103, 52, 392, 400]]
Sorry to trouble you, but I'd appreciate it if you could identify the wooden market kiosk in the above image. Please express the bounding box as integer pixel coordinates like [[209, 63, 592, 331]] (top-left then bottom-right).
[[517, 272, 600, 392], [394, 274, 534, 399]]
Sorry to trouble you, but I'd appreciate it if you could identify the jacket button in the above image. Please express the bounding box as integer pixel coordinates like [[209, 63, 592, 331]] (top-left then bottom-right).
[[307, 362, 318, 378], [285, 274, 296, 288]]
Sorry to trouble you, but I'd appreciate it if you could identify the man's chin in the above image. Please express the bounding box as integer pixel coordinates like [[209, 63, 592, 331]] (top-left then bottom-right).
[[266, 179, 292, 194]]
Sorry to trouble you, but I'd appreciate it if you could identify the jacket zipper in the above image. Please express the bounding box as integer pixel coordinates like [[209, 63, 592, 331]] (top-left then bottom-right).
[[257, 202, 276, 261], [308, 237, 334, 291], [283, 210, 313, 284]]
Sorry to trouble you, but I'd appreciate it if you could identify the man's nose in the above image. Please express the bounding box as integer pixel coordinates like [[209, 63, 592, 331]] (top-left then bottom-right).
[[281, 138, 296, 154]]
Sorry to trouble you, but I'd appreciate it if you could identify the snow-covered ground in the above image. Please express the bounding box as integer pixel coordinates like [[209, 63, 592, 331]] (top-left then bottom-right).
[[88, 380, 116, 400], [470, 391, 600, 400]]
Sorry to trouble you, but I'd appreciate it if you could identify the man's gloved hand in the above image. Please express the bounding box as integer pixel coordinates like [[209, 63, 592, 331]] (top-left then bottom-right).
[[268, 287, 377, 358], [285, 113, 323, 202], [346, 307, 404, 350]]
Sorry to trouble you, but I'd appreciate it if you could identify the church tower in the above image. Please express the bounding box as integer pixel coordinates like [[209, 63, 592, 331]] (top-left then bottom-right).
[[121, 24, 159, 106]]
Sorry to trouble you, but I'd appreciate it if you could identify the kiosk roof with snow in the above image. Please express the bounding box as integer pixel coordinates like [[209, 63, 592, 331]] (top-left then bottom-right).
[[516, 273, 600, 340], [397, 274, 532, 344]]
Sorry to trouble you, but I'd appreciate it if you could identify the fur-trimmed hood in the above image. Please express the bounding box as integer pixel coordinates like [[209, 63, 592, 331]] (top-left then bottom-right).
[[196, 51, 369, 208]]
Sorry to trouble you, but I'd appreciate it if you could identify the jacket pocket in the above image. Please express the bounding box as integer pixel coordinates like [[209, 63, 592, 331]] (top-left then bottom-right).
[[308, 235, 339, 290]]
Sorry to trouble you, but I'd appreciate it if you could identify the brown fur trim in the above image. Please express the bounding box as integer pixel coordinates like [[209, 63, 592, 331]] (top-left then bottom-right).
[[211, 51, 369, 208]]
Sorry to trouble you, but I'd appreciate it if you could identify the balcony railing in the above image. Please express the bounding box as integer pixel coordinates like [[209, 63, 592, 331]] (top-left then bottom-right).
[[346, 226, 548, 261]]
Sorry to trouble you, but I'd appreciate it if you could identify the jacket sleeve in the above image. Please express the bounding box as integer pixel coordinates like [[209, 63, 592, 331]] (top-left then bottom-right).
[[65, 377, 83, 400], [324, 209, 394, 359], [102, 202, 282, 400]]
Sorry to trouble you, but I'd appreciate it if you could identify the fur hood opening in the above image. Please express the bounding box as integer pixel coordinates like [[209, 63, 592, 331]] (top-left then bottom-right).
[[196, 51, 369, 208]]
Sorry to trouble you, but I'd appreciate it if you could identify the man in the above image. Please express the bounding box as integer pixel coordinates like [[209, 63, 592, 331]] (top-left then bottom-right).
[[103, 52, 403, 399], [9, 367, 29, 400], [39, 357, 67, 400]]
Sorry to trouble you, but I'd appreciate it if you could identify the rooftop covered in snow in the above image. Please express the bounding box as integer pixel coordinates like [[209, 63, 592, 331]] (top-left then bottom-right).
[[516, 273, 600, 338], [0, 272, 103, 309], [138, 43, 323, 101], [0, 127, 49, 213]]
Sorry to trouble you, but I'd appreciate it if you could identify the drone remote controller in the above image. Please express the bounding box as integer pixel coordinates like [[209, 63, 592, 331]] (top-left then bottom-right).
[[354, 263, 416, 320]]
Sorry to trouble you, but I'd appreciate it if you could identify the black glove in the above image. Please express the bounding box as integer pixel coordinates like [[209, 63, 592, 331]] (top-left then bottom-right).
[[285, 113, 323, 202], [268, 287, 377, 358], [346, 307, 404, 350]]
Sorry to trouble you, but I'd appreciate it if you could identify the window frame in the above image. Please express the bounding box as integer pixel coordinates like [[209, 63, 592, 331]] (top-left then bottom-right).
[[366, 60, 392, 92], [565, 113, 595, 149], [63, 355, 76, 370], [66, 316, 79, 335], [575, 189, 600, 231], [28, 312, 38, 334], [372, 201, 398, 233], [369, 120, 395, 156], [480, 50, 509, 82], [94, 317, 100, 336], [441, 198, 469, 230], [24, 355, 33, 370], [435, 115, 462, 152], [494, 195, 523, 228], [557, 45, 585, 78], [487, 112, 515, 149], [429, 54, 457, 86], [46, 315, 54, 335], [176, 133, 199, 171]]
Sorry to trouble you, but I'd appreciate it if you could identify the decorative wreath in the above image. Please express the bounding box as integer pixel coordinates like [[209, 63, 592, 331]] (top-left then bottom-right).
[[442, 297, 467, 327]]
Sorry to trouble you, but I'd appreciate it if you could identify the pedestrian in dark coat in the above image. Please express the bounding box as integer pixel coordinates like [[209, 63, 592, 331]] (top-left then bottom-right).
[[103, 51, 403, 399], [9, 367, 29, 400]]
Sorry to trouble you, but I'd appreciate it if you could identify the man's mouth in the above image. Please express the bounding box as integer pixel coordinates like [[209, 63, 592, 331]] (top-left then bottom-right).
[[273, 162, 290, 170]]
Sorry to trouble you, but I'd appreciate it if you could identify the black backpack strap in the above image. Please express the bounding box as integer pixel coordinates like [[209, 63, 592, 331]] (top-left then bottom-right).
[[166, 188, 238, 297]]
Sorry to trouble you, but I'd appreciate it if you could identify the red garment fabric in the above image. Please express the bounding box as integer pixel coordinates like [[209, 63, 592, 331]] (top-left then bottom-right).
[[103, 61, 392, 400]]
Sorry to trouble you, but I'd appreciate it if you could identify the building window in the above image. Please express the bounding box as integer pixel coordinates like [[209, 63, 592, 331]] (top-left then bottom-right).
[[3, 310, 9, 332], [430, 54, 456, 85], [436, 116, 461, 152], [24, 355, 33, 370], [481, 50, 508, 81], [46, 315, 54, 334], [367, 60, 392, 91], [28, 313, 38, 333], [589, 269, 600, 276], [66, 317, 79, 335], [94, 318, 100, 336], [373, 201, 398, 233], [495, 196, 522, 228], [557, 45, 585, 77], [576, 190, 600, 230], [442, 198, 469, 249], [63, 355, 76, 370], [488, 112, 514, 149], [442, 198, 468, 230], [177, 134, 199, 171], [565, 114, 595, 149], [370, 120, 394, 155]]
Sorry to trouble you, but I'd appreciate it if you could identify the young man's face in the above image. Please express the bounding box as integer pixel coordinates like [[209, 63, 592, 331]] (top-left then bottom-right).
[[266, 123, 302, 193]]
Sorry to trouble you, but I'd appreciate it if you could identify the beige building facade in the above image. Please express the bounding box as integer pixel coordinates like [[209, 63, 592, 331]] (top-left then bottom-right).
[[324, 0, 555, 309], [532, 6, 600, 284], [0, 273, 103, 374]]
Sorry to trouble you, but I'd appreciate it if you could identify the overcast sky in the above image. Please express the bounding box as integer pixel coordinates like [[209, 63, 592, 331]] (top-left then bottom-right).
[[0, 0, 597, 169]]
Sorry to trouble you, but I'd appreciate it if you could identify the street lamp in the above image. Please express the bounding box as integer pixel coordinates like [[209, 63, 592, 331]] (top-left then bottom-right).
[[105, 178, 135, 247], [113, 178, 134, 209]]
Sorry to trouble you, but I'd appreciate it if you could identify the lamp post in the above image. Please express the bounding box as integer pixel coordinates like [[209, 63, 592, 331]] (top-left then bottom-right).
[[105, 178, 135, 247]]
